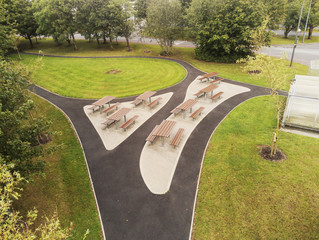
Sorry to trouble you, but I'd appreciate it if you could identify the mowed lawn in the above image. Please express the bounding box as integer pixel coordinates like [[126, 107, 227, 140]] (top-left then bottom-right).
[[13, 54, 186, 98], [20, 39, 309, 91], [14, 94, 102, 240], [193, 96, 319, 240]]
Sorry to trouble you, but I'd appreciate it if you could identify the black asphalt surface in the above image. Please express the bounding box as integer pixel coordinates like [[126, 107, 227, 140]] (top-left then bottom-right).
[[30, 55, 271, 240]]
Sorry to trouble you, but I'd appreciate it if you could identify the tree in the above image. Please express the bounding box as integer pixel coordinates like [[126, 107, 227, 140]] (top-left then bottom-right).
[[146, 0, 183, 55], [0, 3, 15, 59], [307, 0, 319, 39], [241, 54, 292, 157], [33, 0, 79, 49], [0, 160, 74, 239], [283, 1, 306, 38], [260, 0, 288, 30], [117, 0, 135, 51], [135, 0, 148, 19], [0, 60, 52, 179], [192, 0, 270, 63]]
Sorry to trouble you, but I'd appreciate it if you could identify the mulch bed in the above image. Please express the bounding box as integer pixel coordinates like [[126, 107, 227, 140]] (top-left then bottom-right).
[[248, 70, 261, 74], [258, 145, 286, 162], [106, 70, 121, 74]]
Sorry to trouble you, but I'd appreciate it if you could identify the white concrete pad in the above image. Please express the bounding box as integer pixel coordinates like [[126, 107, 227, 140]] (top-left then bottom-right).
[[140, 78, 250, 194], [84, 92, 173, 150]]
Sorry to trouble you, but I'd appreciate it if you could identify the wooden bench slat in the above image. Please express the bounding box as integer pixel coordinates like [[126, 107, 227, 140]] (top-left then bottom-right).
[[194, 91, 205, 98], [170, 108, 181, 114], [146, 125, 159, 143], [103, 102, 120, 114], [210, 91, 224, 101], [131, 99, 143, 106], [120, 115, 138, 131], [148, 97, 162, 108], [190, 107, 204, 119], [102, 119, 116, 128], [210, 77, 224, 84], [170, 128, 184, 147]]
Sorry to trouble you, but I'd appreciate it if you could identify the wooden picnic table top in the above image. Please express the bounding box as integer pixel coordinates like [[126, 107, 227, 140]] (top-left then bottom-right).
[[154, 120, 176, 137], [176, 99, 198, 111], [136, 91, 157, 101], [92, 96, 115, 106], [201, 72, 220, 78], [200, 84, 218, 93], [107, 108, 131, 121]]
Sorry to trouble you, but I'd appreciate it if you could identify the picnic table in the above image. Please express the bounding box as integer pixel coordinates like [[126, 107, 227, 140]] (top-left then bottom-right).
[[198, 84, 218, 98], [107, 108, 131, 128], [90, 96, 115, 113], [132, 91, 157, 106], [171, 99, 198, 118], [198, 72, 220, 82], [152, 120, 176, 146]]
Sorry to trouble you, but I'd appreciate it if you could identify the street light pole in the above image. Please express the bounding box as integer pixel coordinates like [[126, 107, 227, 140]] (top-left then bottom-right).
[[302, 0, 313, 43], [290, 0, 306, 67]]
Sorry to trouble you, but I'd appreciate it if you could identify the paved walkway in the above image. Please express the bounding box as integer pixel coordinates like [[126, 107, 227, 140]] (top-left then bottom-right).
[[30, 54, 271, 240]]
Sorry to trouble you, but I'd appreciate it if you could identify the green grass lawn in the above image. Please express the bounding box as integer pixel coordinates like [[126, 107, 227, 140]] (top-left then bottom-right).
[[12, 54, 186, 99], [271, 35, 319, 45], [192, 96, 319, 240], [14, 94, 102, 240], [19, 39, 308, 92]]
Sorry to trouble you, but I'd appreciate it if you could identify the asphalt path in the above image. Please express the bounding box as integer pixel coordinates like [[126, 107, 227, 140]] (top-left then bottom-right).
[[28, 53, 273, 240]]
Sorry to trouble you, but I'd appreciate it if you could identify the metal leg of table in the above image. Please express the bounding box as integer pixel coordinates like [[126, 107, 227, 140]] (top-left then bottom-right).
[[161, 137, 164, 147], [183, 111, 186, 119]]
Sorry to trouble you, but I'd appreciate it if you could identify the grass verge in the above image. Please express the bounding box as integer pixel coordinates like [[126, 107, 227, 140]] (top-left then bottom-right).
[[192, 96, 319, 239], [271, 35, 319, 45], [11, 54, 186, 99], [19, 39, 308, 92], [13, 94, 102, 240]]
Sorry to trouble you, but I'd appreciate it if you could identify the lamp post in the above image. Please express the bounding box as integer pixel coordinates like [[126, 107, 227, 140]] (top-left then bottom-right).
[[302, 0, 313, 43], [290, 0, 306, 67]]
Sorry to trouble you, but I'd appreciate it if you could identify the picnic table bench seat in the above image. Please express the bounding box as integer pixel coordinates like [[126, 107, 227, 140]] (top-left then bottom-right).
[[88, 105, 100, 112], [131, 99, 143, 106], [210, 77, 224, 84], [146, 125, 159, 144], [194, 91, 205, 98], [170, 128, 184, 148], [190, 107, 204, 120], [210, 91, 224, 101], [170, 108, 182, 115], [120, 115, 138, 131], [103, 102, 120, 115], [102, 119, 116, 128], [148, 97, 162, 108]]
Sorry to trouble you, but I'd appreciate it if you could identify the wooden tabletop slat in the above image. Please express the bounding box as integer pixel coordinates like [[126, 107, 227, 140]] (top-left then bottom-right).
[[201, 72, 219, 78], [92, 96, 115, 106], [136, 91, 157, 101], [107, 108, 131, 121], [200, 84, 218, 93], [176, 99, 198, 111], [154, 120, 176, 137]]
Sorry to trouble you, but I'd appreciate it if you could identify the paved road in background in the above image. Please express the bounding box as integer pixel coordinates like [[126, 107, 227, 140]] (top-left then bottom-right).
[[75, 30, 319, 67]]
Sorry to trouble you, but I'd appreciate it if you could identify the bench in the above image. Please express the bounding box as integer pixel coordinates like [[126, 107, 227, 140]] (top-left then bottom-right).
[[170, 128, 184, 148], [120, 115, 138, 131], [131, 99, 143, 106], [170, 108, 182, 116], [194, 91, 205, 98], [103, 102, 120, 115], [210, 77, 224, 84], [148, 97, 162, 108], [88, 105, 100, 113], [101, 119, 116, 128], [146, 125, 159, 144], [190, 107, 204, 120], [198, 76, 209, 82], [210, 91, 224, 101]]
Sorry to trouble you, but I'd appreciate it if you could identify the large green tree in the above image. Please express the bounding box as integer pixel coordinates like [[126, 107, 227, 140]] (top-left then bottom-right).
[[146, 0, 183, 55], [191, 0, 270, 63], [0, 61, 50, 179], [0, 3, 14, 58], [307, 0, 319, 39]]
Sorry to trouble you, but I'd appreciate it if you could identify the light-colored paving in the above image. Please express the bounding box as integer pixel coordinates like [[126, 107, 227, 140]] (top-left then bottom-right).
[[84, 92, 173, 150], [140, 77, 250, 194]]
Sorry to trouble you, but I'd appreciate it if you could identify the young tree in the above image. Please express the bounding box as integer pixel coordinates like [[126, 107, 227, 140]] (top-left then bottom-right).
[[0, 161, 74, 239], [146, 0, 183, 55], [242, 54, 293, 157], [192, 0, 270, 63], [283, 1, 305, 38], [307, 0, 319, 39], [0, 61, 51, 179], [117, 0, 135, 51], [0, 3, 15, 58]]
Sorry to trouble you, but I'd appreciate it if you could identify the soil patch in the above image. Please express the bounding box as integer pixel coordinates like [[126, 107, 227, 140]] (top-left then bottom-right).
[[248, 70, 261, 74], [258, 145, 286, 162], [106, 69, 122, 74], [38, 133, 51, 145]]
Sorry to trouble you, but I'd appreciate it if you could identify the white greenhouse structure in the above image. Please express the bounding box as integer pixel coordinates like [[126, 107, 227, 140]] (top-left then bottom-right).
[[282, 75, 319, 131], [309, 60, 319, 76]]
